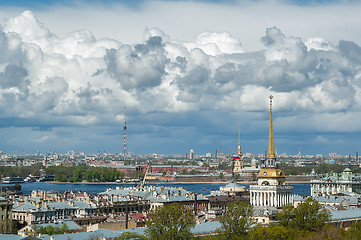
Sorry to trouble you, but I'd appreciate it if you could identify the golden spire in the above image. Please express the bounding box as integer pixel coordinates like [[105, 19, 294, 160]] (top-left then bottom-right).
[[267, 95, 276, 159], [237, 120, 243, 157]]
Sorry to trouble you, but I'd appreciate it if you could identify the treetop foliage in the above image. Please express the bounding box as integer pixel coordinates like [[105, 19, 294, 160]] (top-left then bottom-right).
[[219, 201, 254, 240], [145, 203, 196, 240], [45, 166, 124, 182], [276, 198, 331, 232], [36, 223, 70, 235]]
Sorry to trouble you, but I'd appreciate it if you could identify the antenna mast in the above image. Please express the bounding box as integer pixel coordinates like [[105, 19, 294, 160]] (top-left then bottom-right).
[[123, 106, 127, 163]]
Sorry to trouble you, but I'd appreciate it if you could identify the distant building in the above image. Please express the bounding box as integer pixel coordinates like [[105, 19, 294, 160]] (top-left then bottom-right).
[[310, 168, 361, 197], [329, 153, 341, 159], [97, 186, 209, 213], [328, 158, 336, 164], [189, 149, 194, 161], [240, 156, 261, 175], [210, 180, 248, 197], [0, 197, 12, 233], [12, 192, 97, 225]]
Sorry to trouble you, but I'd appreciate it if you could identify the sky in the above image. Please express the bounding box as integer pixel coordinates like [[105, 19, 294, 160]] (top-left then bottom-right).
[[0, 0, 360, 156]]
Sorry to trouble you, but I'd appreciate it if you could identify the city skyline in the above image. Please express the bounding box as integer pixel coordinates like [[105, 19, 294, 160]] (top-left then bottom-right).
[[0, 0, 360, 155]]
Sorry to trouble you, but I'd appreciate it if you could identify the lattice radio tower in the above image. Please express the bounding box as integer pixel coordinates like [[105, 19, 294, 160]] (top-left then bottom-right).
[[123, 106, 127, 163]]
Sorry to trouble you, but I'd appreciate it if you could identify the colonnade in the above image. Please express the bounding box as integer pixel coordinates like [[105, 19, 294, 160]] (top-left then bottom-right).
[[250, 191, 293, 208], [311, 183, 352, 197]]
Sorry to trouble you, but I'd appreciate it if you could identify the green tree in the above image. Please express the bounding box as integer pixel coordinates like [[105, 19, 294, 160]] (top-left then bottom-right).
[[251, 173, 257, 181], [292, 198, 330, 232], [249, 225, 296, 240], [303, 225, 344, 240], [72, 169, 82, 182], [342, 221, 361, 240], [38, 224, 70, 235], [219, 172, 224, 181], [276, 204, 294, 228], [145, 203, 196, 240], [60, 223, 69, 234], [118, 232, 148, 240], [277, 198, 330, 232], [219, 201, 254, 240], [54, 172, 68, 182]]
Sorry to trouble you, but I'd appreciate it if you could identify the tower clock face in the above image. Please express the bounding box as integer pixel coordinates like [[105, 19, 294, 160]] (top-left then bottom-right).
[[263, 172, 267, 176]]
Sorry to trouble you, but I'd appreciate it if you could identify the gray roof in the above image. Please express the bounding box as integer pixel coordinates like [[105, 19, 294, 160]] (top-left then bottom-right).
[[331, 208, 361, 221], [293, 195, 359, 205], [222, 180, 245, 189], [192, 221, 221, 235], [98, 188, 132, 195], [39, 221, 221, 239], [13, 200, 96, 213], [13, 202, 38, 212], [27, 219, 82, 231], [314, 196, 358, 204], [0, 235, 41, 240], [41, 228, 131, 240], [98, 186, 206, 204]]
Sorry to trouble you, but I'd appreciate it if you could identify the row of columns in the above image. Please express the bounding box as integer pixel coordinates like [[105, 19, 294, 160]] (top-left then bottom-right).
[[311, 183, 351, 197], [250, 191, 293, 208]]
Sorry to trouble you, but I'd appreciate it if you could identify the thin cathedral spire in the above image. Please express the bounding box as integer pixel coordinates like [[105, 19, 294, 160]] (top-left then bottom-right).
[[265, 95, 277, 168]]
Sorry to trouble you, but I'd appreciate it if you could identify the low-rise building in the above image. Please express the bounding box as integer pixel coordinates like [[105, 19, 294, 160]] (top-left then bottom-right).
[[330, 208, 361, 229], [310, 168, 361, 197], [13, 199, 97, 225]]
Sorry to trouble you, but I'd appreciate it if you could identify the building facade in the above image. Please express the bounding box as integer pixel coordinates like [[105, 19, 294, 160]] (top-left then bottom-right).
[[310, 168, 361, 197]]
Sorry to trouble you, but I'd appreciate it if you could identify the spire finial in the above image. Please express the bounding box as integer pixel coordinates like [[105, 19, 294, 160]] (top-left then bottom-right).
[[267, 95, 276, 161], [237, 120, 242, 157]]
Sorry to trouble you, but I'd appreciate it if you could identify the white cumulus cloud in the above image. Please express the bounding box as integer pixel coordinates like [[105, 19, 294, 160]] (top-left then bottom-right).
[[0, 9, 360, 154]]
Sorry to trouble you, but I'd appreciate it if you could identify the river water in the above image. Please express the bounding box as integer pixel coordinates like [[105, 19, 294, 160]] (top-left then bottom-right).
[[0, 182, 311, 196]]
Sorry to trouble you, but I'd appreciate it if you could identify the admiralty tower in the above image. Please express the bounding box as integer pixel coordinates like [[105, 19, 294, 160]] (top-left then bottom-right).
[[249, 96, 293, 208]]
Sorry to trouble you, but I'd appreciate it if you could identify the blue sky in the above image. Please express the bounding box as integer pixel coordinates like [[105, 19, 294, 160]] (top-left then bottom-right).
[[0, 0, 360, 156]]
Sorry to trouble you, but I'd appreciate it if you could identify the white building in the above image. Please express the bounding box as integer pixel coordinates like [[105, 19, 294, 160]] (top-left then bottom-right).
[[249, 96, 293, 208], [189, 149, 194, 160], [250, 168, 293, 208]]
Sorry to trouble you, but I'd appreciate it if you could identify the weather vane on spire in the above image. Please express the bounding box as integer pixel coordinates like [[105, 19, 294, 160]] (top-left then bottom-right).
[[269, 95, 273, 110]]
